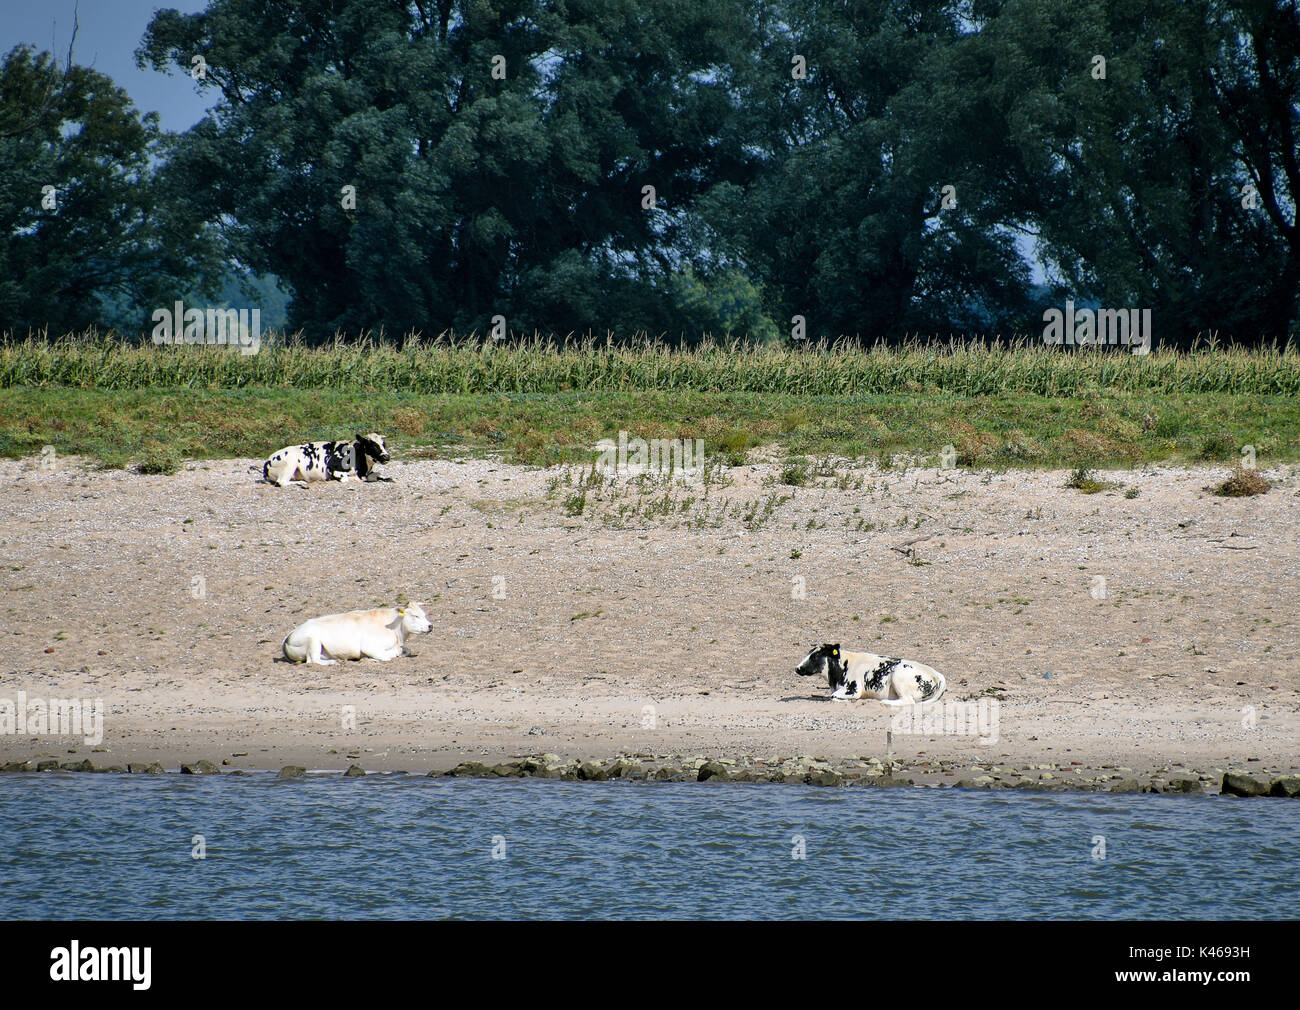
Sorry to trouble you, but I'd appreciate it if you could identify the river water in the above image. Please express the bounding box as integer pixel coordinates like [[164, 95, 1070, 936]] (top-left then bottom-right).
[[2, 774, 1295, 919]]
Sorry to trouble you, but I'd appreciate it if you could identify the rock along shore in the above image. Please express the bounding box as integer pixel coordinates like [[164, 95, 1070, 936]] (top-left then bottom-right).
[[4, 753, 1299, 797]]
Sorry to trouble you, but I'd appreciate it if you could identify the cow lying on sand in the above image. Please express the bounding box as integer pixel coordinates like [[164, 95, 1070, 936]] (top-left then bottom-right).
[[282, 604, 431, 665], [795, 643, 947, 703], [261, 432, 390, 486]]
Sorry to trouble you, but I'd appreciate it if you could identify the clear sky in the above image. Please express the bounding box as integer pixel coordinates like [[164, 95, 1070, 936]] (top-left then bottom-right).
[[0, 0, 212, 132]]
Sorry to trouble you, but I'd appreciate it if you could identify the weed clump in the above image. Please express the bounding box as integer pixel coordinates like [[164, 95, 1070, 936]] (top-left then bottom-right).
[[136, 444, 181, 475], [1210, 467, 1270, 497], [780, 458, 810, 486], [1065, 466, 1115, 494]]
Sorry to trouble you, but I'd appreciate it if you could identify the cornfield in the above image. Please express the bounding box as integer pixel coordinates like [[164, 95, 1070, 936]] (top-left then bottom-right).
[[3, 331, 1298, 396]]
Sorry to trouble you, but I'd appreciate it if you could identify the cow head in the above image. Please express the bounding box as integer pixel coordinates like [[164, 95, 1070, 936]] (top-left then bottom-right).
[[355, 432, 390, 465], [396, 603, 431, 635], [795, 643, 847, 690]]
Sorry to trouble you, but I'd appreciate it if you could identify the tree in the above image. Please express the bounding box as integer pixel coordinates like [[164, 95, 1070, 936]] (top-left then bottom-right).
[[970, 0, 1298, 345], [693, 0, 1038, 342], [1209, 0, 1300, 341], [698, 0, 1298, 345], [138, 0, 760, 341], [0, 45, 222, 336]]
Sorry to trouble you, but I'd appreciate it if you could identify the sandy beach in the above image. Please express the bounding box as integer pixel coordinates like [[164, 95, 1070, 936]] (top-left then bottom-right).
[[1, 452, 1296, 790]]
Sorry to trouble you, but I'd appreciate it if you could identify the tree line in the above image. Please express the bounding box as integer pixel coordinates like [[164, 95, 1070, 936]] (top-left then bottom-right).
[[2, 0, 1297, 346]]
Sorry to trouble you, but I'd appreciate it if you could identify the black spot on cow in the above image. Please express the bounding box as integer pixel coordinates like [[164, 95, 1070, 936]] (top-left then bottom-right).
[[866, 657, 901, 691], [823, 646, 847, 689], [917, 674, 937, 699]]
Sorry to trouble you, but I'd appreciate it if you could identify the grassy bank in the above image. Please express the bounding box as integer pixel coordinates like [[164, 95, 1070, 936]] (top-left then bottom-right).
[[2, 385, 1296, 472]]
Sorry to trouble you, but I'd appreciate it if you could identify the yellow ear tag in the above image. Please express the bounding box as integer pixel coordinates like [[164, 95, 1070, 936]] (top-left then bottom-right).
[[832, 649, 838, 656]]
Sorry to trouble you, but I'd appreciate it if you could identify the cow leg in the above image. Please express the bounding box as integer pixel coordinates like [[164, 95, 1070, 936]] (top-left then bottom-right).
[[306, 638, 337, 666]]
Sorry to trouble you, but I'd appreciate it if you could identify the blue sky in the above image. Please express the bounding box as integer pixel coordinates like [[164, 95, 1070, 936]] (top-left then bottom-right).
[[0, 0, 211, 132]]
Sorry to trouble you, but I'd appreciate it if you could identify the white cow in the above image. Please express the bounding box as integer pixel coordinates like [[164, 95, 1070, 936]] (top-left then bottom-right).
[[282, 604, 431, 665]]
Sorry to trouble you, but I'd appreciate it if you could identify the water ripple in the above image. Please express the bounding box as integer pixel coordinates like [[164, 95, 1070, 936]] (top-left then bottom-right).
[[0, 776, 1296, 919]]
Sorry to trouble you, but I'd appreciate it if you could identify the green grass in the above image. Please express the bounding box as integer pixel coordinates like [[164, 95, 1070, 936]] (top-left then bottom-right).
[[2, 385, 1297, 471], [2, 333, 1299, 470]]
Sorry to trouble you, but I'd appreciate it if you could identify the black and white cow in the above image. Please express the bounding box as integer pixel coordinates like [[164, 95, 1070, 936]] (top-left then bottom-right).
[[795, 644, 946, 704], [261, 432, 390, 486]]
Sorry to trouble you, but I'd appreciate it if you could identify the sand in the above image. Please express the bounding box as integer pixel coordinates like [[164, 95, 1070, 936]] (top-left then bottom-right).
[[0, 450, 1296, 788]]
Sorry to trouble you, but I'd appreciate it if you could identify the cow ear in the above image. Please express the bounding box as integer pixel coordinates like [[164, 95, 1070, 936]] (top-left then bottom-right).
[[355, 432, 366, 442]]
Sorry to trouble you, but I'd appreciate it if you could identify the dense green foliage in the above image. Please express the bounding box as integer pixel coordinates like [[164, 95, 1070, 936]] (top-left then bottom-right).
[[2, 1, 1298, 343]]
